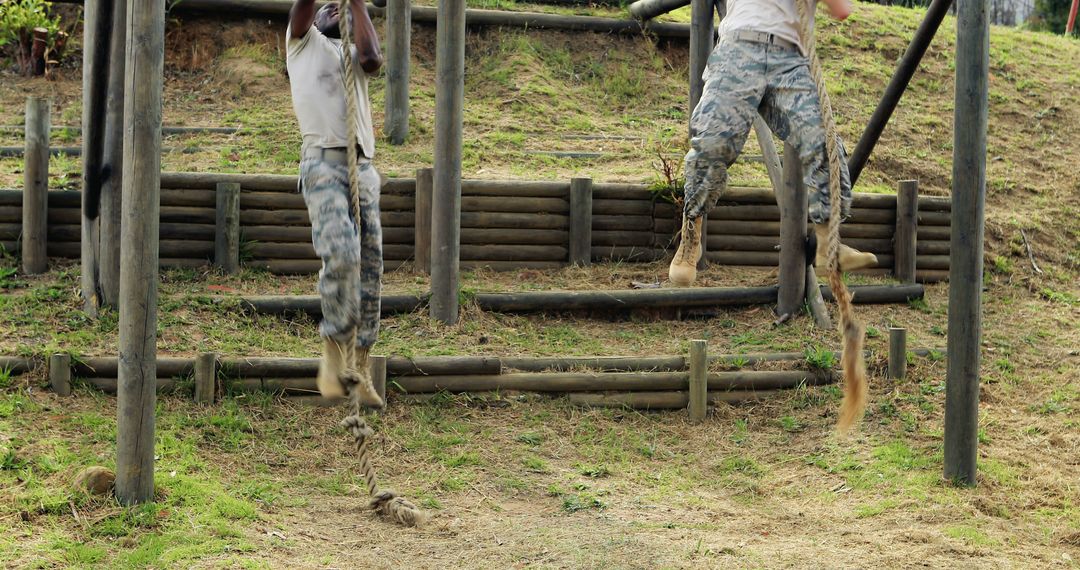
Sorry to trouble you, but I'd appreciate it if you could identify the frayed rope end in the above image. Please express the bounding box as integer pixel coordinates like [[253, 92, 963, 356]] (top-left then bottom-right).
[[370, 490, 428, 527]]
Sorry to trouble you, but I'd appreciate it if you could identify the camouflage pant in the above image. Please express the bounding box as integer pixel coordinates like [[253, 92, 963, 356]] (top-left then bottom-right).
[[299, 155, 383, 347], [684, 36, 853, 224]]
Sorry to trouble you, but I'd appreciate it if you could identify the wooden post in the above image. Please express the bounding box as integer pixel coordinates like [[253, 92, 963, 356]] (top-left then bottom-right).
[[215, 182, 241, 274], [753, 118, 784, 201], [370, 355, 387, 406], [688, 339, 707, 422], [385, 0, 411, 145], [22, 97, 49, 275], [99, 0, 128, 307], [194, 352, 217, 404], [430, 0, 465, 325], [688, 0, 713, 131], [944, 0, 988, 487], [569, 177, 592, 266], [81, 0, 113, 315], [894, 179, 918, 283], [49, 353, 71, 396], [888, 327, 907, 380], [777, 141, 807, 319], [414, 167, 433, 274], [804, 265, 832, 329], [115, 0, 164, 506]]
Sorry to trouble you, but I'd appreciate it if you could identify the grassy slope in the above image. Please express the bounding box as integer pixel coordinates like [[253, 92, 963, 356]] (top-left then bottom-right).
[[0, 3, 1078, 568]]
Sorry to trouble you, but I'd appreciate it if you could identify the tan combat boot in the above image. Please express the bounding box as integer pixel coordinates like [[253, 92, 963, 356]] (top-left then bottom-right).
[[814, 223, 878, 275], [668, 216, 704, 287], [346, 345, 384, 408], [316, 336, 350, 399]]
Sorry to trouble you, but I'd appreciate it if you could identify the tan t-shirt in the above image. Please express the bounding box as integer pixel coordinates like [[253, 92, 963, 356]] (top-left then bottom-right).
[[286, 24, 376, 159], [718, 0, 815, 55]]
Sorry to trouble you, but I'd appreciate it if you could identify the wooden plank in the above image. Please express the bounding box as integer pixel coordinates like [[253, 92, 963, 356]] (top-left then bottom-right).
[[777, 141, 807, 320], [385, 0, 411, 144], [895, 180, 918, 283], [569, 177, 592, 266], [215, 182, 240, 274], [414, 167, 432, 273], [688, 339, 706, 422]]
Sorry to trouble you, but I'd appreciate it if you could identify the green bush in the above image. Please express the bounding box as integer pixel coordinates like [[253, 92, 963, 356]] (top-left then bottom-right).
[[0, 0, 64, 75]]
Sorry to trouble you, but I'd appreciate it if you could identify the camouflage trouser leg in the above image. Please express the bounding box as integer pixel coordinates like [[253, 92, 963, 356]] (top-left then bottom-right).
[[684, 39, 766, 220], [757, 45, 852, 223], [684, 38, 852, 223], [299, 156, 383, 348]]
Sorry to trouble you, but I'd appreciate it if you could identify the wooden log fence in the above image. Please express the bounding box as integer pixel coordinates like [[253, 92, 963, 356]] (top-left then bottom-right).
[[0, 173, 953, 278], [10, 347, 947, 412]]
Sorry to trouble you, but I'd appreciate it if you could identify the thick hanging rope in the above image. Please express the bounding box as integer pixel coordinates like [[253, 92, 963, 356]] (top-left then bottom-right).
[[795, 0, 868, 432], [338, 7, 425, 526]]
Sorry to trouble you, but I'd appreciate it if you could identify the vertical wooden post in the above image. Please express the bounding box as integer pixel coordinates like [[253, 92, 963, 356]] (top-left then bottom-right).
[[99, 0, 127, 307], [215, 182, 241, 274], [385, 0, 411, 145], [568, 177, 593, 266], [804, 266, 832, 329], [689, 0, 713, 131], [430, 0, 465, 325], [22, 97, 50, 275], [894, 179, 918, 284], [777, 141, 807, 319], [696, 213, 708, 271], [753, 118, 784, 201], [49, 354, 71, 397], [688, 339, 707, 422], [115, 0, 164, 506], [81, 0, 113, 315], [414, 167, 433, 274], [370, 355, 387, 406], [194, 352, 217, 404], [888, 327, 907, 380], [944, 0, 988, 487]]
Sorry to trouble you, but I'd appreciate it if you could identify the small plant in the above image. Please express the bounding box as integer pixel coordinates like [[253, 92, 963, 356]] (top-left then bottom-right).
[[0, 366, 12, 389], [515, 432, 542, 446], [0, 0, 66, 76], [804, 344, 836, 370], [646, 142, 685, 207], [562, 492, 605, 513], [778, 415, 802, 433], [576, 463, 610, 478]]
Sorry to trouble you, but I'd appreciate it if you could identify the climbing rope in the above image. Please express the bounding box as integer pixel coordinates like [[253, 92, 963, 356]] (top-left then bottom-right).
[[795, 0, 868, 432], [338, 7, 425, 526]]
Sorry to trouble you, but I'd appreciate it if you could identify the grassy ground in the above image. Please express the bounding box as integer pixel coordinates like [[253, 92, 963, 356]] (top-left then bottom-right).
[[0, 1, 1078, 568]]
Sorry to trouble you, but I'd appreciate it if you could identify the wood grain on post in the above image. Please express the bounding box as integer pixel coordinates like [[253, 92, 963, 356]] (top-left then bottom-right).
[[688, 0, 712, 130], [22, 97, 49, 275], [753, 118, 784, 200], [214, 182, 240, 274], [115, 0, 164, 506], [414, 167, 433, 274], [888, 327, 907, 380], [804, 265, 832, 329], [430, 0, 465, 324], [194, 352, 217, 403], [385, 0, 411, 144], [370, 355, 387, 405], [777, 141, 807, 319], [98, 0, 128, 307], [49, 353, 72, 396], [568, 177, 592, 266], [944, 0, 988, 487], [688, 339, 707, 422], [81, 0, 115, 313], [894, 179, 918, 283]]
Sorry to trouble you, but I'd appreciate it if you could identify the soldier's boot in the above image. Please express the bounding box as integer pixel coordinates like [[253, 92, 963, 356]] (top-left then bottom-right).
[[814, 223, 878, 275], [668, 215, 704, 287], [344, 345, 384, 409], [316, 336, 350, 399]]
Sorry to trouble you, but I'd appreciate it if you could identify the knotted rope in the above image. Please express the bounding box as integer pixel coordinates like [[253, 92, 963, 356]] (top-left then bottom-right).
[[338, 6, 425, 526], [795, 0, 868, 432]]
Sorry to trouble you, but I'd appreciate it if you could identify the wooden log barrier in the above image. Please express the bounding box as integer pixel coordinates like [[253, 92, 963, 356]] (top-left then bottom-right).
[[567, 390, 780, 409], [895, 180, 919, 283]]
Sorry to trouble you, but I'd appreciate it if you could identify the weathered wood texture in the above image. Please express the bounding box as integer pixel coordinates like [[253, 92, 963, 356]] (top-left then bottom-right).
[[384, 0, 410, 144], [99, 0, 127, 307], [49, 353, 72, 396], [776, 141, 807, 319], [114, 0, 164, 507], [22, 97, 50, 274], [688, 340, 707, 422], [888, 327, 907, 380], [945, 0, 989, 487], [569, 177, 592, 266], [894, 179, 918, 283], [214, 182, 240, 274], [430, 0, 465, 324]]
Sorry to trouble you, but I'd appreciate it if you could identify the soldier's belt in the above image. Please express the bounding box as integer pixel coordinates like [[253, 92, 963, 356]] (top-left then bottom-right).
[[727, 29, 799, 52], [302, 145, 367, 164]]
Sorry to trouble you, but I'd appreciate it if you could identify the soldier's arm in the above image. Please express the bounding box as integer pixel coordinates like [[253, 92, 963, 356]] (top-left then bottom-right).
[[348, 0, 383, 73], [820, 0, 852, 20], [290, 0, 317, 39]]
